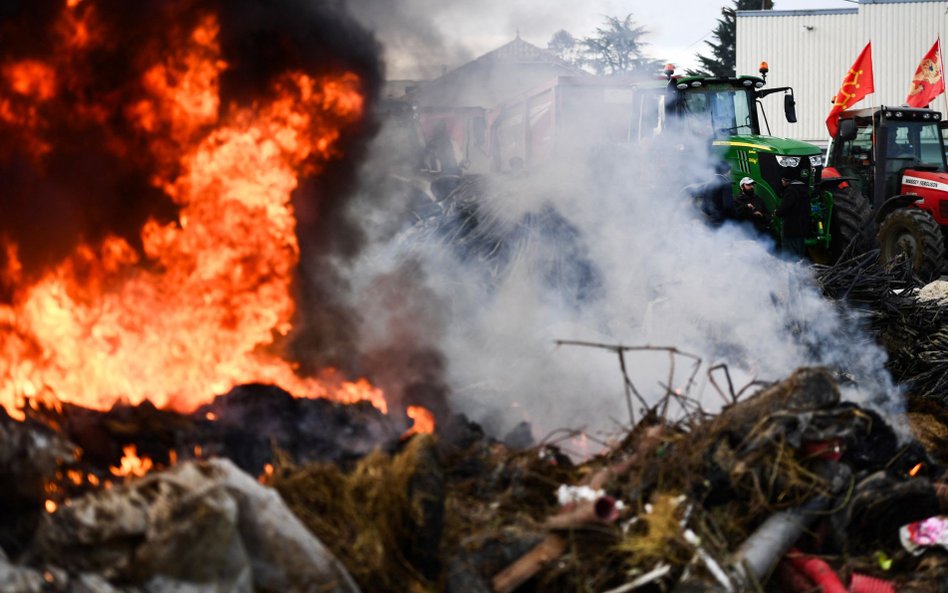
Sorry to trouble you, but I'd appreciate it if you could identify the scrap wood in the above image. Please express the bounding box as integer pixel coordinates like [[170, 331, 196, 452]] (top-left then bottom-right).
[[491, 483, 624, 592], [584, 425, 668, 490], [491, 534, 567, 593]]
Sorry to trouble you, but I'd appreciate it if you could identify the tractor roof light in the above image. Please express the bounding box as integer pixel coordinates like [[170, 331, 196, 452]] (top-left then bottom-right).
[[759, 61, 769, 80], [676, 83, 688, 90], [895, 111, 904, 118], [742, 79, 753, 86], [885, 111, 893, 118], [690, 81, 702, 87], [663, 63, 675, 79], [936, 113, 942, 120], [924, 113, 932, 119], [754, 81, 764, 88]]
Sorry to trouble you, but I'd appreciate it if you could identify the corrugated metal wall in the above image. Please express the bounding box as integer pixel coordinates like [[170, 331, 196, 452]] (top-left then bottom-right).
[[737, 1, 948, 146]]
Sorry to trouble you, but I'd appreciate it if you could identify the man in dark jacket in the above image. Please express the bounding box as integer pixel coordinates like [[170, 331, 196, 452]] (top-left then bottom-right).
[[734, 177, 770, 235], [774, 173, 811, 259]]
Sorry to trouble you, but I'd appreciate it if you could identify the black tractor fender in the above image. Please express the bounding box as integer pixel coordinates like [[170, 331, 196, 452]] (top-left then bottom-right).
[[874, 194, 924, 224], [816, 176, 860, 191]]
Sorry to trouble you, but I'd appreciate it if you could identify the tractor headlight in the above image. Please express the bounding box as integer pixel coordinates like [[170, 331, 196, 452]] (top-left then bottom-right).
[[776, 155, 801, 167], [809, 155, 823, 167]]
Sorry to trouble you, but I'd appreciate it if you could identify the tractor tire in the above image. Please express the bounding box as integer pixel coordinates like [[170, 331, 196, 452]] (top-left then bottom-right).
[[877, 207, 946, 280], [828, 185, 872, 262]]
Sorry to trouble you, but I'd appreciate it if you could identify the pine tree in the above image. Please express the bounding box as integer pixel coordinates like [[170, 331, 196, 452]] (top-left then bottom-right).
[[692, 0, 774, 77]]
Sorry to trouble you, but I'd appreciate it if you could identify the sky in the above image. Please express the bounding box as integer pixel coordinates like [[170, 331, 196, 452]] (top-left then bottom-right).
[[354, 0, 859, 79]]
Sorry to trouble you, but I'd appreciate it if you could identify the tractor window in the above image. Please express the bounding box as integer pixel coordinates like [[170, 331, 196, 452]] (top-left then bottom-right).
[[636, 92, 665, 140], [837, 120, 873, 192], [680, 89, 753, 138], [885, 122, 947, 171], [917, 123, 947, 168]]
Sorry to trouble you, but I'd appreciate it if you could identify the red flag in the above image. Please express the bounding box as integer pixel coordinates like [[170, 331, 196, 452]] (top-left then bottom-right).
[[906, 39, 945, 108], [826, 42, 874, 137]]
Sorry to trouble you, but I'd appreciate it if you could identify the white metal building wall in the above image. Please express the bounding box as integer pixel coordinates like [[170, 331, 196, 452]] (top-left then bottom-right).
[[737, 0, 948, 146]]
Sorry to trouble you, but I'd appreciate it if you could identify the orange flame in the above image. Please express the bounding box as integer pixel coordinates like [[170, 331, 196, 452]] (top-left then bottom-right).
[[4, 61, 57, 101], [910, 463, 923, 477], [404, 405, 435, 437], [110, 445, 154, 479], [45, 499, 58, 513], [258, 462, 274, 484], [0, 11, 382, 418]]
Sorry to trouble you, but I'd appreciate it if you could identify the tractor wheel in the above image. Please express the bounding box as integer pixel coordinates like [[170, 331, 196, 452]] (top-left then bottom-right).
[[828, 185, 872, 262], [877, 208, 946, 280]]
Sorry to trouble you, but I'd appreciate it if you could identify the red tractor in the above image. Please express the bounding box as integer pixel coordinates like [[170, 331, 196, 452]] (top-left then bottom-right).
[[824, 105, 948, 277]]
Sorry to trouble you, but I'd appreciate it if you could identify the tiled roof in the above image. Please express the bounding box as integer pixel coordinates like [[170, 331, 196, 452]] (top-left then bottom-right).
[[433, 36, 585, 82]]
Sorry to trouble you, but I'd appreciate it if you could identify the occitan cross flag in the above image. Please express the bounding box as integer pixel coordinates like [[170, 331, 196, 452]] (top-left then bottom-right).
[[826, 42, 874, 137], [906, 38, 945, 108]]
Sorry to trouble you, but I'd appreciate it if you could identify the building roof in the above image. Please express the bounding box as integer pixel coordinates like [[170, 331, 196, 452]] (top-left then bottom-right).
[[737, 8, 857, 17], [738, 0, 945, 17], [427, 36, 585, 85], [406, 36, 588, 107], [487, 36, 562, 62]]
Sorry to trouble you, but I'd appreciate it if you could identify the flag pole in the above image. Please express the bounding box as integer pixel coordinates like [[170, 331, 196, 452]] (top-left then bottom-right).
[[940, 36, 948, 116]]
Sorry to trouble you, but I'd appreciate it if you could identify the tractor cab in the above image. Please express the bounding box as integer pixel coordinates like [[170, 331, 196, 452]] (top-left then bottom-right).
[[827, 106, 947, 203], [825, 106, 948, 277], [664, 70, 799, 140]]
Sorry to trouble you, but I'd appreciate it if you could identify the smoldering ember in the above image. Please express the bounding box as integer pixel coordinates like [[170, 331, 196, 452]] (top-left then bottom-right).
[[1, 1, 948, 592]]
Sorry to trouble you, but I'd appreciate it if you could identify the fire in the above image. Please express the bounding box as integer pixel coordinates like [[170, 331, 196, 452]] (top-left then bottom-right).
[[258, 462, 275, 484], [4, 61, 57, 101], [0, 6, 388, 419], [404, 405, 436, 437], [110, 445, 154, 479]]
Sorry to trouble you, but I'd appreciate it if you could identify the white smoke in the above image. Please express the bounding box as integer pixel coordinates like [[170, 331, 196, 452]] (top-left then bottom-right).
[[340, 111, 898, 450]]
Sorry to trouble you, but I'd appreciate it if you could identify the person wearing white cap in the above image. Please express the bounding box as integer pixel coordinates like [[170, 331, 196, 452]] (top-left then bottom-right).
[[735, 177, 769, 235]]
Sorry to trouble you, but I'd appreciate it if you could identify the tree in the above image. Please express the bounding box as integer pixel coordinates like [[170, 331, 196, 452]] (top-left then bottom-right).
[[547, 14, 662, 77], [547, 29, 584, 66], [692, 0, 774, 77], [582, 15, 659, 76]]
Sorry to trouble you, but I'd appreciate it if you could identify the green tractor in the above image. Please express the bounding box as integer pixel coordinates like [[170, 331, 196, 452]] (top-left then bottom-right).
[[658, 64, 871, 260]]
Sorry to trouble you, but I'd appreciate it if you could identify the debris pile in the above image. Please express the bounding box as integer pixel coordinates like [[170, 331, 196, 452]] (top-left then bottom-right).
[[816, 250, 948, 403], [1, 254, 948, 591], [4, 364, 945, 592]]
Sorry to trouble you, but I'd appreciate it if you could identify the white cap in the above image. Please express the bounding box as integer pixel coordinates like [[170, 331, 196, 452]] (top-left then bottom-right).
[[740, 177, 755, 186]]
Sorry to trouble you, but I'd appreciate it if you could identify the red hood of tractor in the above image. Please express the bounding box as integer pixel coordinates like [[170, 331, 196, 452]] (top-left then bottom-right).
[[901, 169, 948, 225], [901, 169, 948, 195]]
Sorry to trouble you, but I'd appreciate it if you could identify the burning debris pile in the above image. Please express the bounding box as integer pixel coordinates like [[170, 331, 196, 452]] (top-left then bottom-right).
[[3, 1, 948, 593], [2, 364, 947, 593]]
